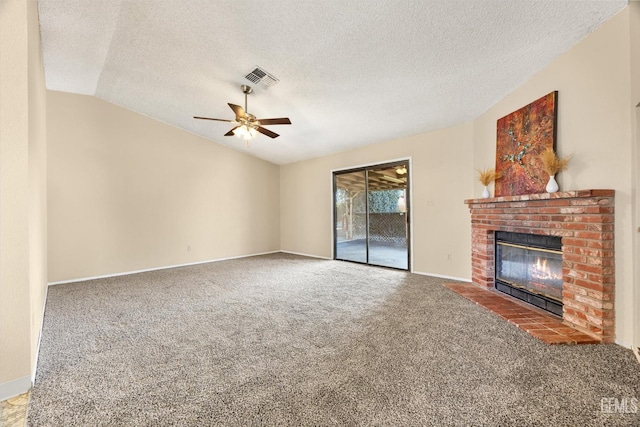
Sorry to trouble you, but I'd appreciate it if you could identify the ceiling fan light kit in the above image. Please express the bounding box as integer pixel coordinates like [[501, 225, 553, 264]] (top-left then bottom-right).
[[194, 84, 291, 143], [233, 125, 257, 140]]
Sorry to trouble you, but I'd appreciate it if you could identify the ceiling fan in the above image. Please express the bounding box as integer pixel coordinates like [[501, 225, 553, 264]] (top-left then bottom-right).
[[194, 85, 291, 140]]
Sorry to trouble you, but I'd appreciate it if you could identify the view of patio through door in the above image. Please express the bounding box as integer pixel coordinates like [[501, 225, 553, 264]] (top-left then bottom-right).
[[333, 161, 410, 270]]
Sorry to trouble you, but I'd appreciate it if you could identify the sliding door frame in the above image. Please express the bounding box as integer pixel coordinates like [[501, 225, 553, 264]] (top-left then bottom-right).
[[331, 158, 412, 271]]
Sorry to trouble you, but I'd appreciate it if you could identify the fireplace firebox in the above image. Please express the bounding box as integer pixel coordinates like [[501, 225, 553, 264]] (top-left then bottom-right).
[[495, 231, 563, 316]]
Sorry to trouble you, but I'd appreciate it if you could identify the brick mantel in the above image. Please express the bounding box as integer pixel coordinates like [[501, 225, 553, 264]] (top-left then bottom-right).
[[465, 190, 615, 342], [465, 189, 615, 205]]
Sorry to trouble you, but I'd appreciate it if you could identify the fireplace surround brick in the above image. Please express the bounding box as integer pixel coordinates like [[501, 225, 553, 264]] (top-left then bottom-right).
[[465, 190, 615, 342]]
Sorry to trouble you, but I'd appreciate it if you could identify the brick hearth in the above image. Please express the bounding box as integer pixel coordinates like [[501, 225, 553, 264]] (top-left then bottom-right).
[[465, 190, 615, 342]]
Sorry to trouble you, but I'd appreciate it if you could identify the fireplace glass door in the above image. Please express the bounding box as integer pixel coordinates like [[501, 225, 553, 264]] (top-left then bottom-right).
[[495, 232, 563, 316]]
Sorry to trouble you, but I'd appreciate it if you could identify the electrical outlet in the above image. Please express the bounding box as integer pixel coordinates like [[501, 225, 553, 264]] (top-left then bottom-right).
[[187, 245, 191, 252], [447, 253, 452, 261], [427, 200, 435, 206]]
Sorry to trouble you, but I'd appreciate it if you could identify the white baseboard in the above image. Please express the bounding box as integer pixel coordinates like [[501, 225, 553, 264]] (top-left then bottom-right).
[[279, 250, 332, 260], [412, 270, 471, 283], [0, 376, 31, 402], [281, 253, 472, 282], [48, 251, 281, 286], [48, 252, 472, 287]]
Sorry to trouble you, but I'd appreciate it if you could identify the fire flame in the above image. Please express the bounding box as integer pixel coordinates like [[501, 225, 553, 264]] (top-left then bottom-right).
[[530, 256, 562, 282]]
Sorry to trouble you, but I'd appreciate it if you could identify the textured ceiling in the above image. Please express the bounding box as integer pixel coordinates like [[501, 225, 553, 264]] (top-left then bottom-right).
[[38, 0, 627, 165]]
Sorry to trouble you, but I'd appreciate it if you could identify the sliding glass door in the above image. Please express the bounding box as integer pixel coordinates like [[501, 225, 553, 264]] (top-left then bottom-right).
[[334, 170, 367, 263], [333, 161, 410, 270]]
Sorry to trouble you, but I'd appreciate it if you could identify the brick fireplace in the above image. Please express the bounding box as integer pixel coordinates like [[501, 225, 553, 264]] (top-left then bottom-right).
[[465, 190, 615, 342]]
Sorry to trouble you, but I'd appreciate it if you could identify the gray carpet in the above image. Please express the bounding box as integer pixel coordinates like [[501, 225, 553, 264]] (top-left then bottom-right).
[[27, 253, 640, 426]]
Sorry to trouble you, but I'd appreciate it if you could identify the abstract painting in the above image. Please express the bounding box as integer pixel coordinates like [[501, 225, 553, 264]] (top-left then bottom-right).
[[494, 91, 558, 197]]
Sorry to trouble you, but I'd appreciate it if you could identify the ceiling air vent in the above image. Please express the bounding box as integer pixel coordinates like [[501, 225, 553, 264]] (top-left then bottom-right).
[[245, 66, 279, 89]]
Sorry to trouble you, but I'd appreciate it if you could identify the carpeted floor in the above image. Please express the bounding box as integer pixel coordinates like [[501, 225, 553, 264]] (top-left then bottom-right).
[[27, 253, 640, 426]]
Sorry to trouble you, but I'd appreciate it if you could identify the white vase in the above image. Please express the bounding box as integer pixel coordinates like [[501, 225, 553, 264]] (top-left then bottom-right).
[[482, 186, 490, 198], [546, 175, 559, 193]]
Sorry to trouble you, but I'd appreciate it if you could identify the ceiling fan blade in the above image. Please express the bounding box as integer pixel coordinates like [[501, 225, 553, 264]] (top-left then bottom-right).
[[256, 118, 291, 126], [256, 126, 279, 139], [224, 126, 239, 136], [228, 103, 247, 120], [194, 116, 234, 122]]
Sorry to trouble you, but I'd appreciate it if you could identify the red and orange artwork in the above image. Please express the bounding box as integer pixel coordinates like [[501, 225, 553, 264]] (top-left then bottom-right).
[[494, 92, 557, 197]]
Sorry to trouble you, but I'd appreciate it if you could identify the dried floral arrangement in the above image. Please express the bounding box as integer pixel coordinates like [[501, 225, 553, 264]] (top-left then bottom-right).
[[477, 168, 501, 186], [539, 148, 570, 176]]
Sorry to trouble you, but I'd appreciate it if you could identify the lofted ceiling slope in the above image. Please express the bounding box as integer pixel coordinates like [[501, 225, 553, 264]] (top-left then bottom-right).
[[38, 0, 627, 165]]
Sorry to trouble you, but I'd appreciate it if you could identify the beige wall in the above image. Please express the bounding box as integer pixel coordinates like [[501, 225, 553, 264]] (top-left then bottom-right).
[[47, 91, 280, 283], [28, 0, 48, 378], [0, 0, 47, 399], [280, 123, 474, 280], [0, 0, 31, 396], [630, 2, 640, 351], [473, 8, 634, 347]]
